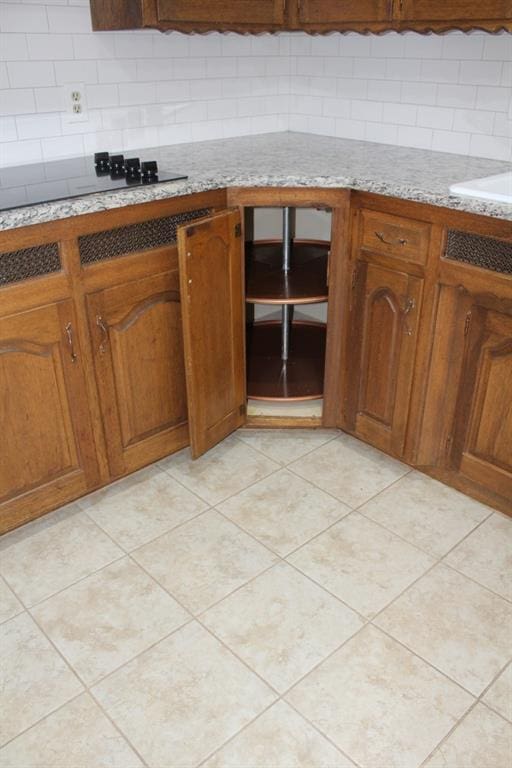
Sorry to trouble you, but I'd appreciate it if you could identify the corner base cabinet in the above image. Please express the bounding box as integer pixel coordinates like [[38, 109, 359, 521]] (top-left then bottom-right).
[[1, 187, 511, 534]]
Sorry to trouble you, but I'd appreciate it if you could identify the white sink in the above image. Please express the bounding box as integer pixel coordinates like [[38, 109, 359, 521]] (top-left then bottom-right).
[[449, 171, 512, 204]]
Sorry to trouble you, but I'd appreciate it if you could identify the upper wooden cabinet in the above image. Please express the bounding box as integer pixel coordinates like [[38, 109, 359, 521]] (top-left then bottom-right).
[[398, 0, 512, 22], [91, 0, 288, 31], [90, 0, 511, 30], [156, 0, 285, 26], [297, 0, 392, 25]]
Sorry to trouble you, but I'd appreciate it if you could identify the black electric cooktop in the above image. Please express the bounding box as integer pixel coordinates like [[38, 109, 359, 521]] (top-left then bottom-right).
[[0, 150, 188, 212]]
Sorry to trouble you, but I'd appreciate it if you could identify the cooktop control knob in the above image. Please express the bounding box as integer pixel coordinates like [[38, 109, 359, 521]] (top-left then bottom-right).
[[124, 157, 141, 176], [109, 154, 125, 174], [141, 161, 158, 180], [94, 152, 110, 175]]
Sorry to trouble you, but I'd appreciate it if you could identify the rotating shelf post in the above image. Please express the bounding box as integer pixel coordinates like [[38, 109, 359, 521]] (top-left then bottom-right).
[[246, 206, 329, 402]]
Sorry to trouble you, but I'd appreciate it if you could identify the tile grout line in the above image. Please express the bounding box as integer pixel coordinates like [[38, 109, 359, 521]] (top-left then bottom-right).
[[0, 689, 85, 753], [371, 621, 480, 700], [284, 698, 364, 768], [440, 558, 512, 606], [356, 495, 494, 562]]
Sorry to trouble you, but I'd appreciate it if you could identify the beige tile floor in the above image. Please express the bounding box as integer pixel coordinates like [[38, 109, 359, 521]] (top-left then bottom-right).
[[0, 428, 511, 768]]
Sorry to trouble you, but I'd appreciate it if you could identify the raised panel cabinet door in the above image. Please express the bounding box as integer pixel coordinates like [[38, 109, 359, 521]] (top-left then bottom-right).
[[156, 0, 285, 25], [399, 0, 511, 20], [0, 300, 99, 532], [452, 305, 512, 503], [347, 261, 423, 457], [298, 0, 392, 23], [178, 209, 246, 458], [86, 269, 189, 478]]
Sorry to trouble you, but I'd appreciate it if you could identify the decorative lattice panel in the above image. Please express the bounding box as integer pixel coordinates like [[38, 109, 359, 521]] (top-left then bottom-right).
[[79, 209, 210, 265], [445, 229, 512, 275], [0, 243, 61, 286]]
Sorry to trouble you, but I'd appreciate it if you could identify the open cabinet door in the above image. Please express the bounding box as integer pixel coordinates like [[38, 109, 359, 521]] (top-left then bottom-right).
[[178, 209, 246, 458]]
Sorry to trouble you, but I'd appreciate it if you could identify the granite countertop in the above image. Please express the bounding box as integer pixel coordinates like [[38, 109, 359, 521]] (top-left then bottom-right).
[[1, 132, 511, 232]]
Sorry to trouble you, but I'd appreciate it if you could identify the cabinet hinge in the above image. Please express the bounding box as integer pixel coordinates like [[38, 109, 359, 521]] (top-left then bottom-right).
[[239, 403, 246, 416], [234, 223, 242, 238], [464, 311, 472, 336], [445, 434, 453, 457]]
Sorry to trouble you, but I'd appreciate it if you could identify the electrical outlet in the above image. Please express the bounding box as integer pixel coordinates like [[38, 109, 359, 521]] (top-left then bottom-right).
[[65, 84, 87, 123]]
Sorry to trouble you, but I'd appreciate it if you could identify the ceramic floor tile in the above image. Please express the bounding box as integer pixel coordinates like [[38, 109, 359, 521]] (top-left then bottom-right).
[[202, 700, 355, 768], [483, 664, 512, 722], [160, 434, 279, 505], [289, 433, 409, 508], [92, 621, 276, 768], [79, 466, 208, 551], [0, 507, 122, 607], [423, 703, 512, 768], [132, 509, 277, 614], [286, 625, 473, 768], [202, 562, 363, 692], [288, 512, 434, 618], [0, 577, 23, 624], [445, 513, 512, 601], [218, 469, 351, 556], [0, 613, 83, 746], [0, 692, 143, 768], [359, 470, 492, 557], [236, 429, 339, 465], [32, 557, 190, 686], [376, 564, 512, 696]]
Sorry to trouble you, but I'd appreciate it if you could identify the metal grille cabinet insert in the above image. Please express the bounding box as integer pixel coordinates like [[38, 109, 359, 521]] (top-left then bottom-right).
[[445, 230, 512, 275], [79, 209, 210, 265], [0, 242, 61, 287]]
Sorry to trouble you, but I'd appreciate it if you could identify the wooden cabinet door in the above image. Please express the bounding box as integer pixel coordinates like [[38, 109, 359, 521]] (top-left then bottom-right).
[[399, 0, 511, 20], [298, 0, 392, 23], [451, 302, 512, 502], [178, 209, 246, 458], [86, 269, 189, 478], [0, 300, 99, 532], [156, 0, 285, 26], [346, 261, 423, 457]]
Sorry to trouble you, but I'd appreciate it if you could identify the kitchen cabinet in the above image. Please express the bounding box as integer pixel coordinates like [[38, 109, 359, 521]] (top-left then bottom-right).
[[296, 0, 392, 27], [155, 0, 286, 27], [343, 206, 429, 459], [86, 268, 189, 478], [1, 185, 511, 533], [345, 260, 423, 457], [90, 0, 288, 31], [450, 293, 512, 501], [0, 299, 100, 531], [178, 209, 246, 458], [398, 0, 512, 23], [89, 0, 511, 31]]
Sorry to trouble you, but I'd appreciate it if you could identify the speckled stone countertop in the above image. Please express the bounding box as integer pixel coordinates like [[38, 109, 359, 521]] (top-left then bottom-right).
[[1, 132, 511, 232]]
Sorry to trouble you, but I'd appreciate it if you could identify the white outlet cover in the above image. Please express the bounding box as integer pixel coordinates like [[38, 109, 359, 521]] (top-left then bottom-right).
[[64, 83, 88, 122]]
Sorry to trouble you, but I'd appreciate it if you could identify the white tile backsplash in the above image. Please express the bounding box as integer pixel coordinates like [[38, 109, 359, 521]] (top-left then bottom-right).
[[0, 3, 510, 168]]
